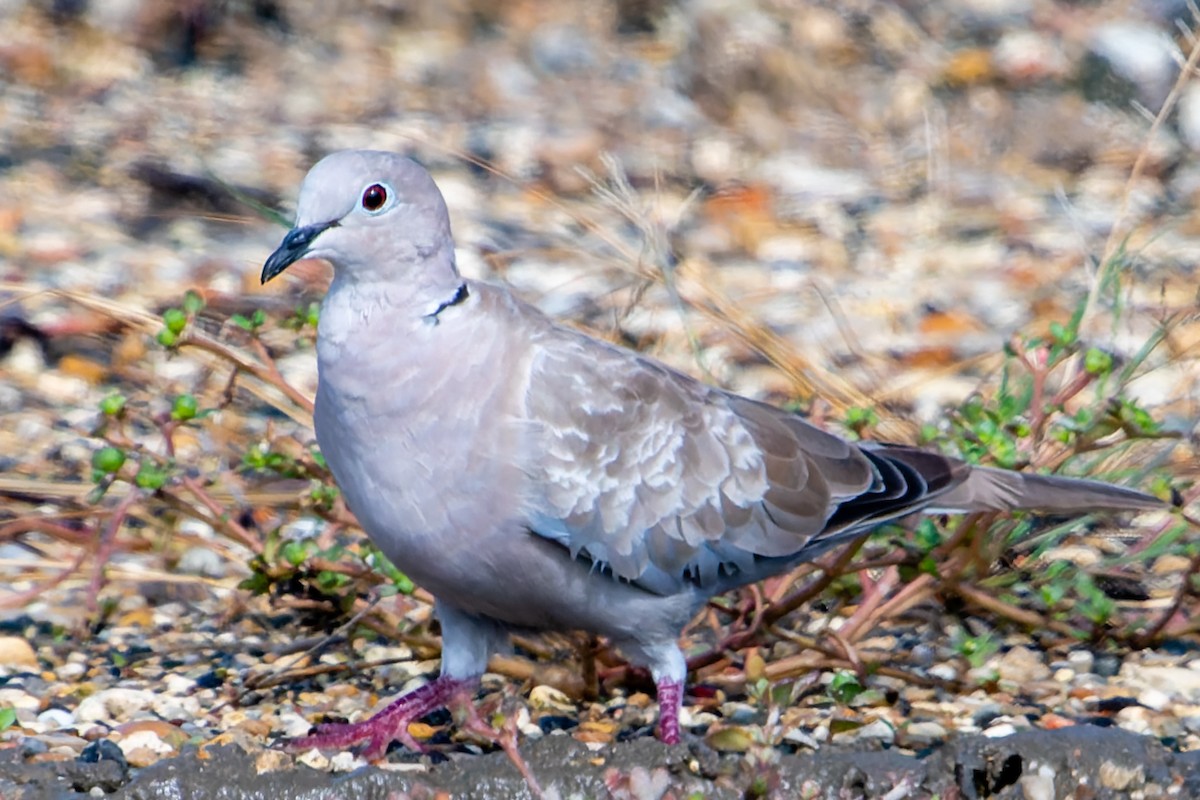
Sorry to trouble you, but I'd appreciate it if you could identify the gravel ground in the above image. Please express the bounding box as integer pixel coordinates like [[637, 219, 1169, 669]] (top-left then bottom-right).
[[2, 1, 1200, 798]]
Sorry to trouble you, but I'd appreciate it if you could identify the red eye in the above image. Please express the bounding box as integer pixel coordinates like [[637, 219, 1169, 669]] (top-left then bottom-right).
[[361, 183, 387, 211]]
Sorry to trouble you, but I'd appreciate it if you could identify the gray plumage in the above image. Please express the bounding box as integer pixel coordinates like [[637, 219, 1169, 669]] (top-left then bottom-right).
[[262, 150, 1162, 752]]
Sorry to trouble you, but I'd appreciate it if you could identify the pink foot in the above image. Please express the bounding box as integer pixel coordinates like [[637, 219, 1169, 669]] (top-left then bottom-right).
[[282, 674, 477, 761], [655, 678, 683, 744]]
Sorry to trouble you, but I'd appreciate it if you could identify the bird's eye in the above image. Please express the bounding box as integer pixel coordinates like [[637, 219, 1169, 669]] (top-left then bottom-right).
[[361, 183, 388, 212]]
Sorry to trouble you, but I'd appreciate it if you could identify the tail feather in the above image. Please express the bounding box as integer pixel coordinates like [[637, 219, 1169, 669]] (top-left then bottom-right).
[[933, 467, 1163, 514]]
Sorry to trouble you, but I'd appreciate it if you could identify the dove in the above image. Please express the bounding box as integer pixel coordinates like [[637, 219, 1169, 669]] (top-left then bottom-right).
[[261, 150, 1162, 758]]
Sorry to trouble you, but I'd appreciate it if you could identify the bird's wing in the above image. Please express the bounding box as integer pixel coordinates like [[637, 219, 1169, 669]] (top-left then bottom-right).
[[521, 325, 963, 593]]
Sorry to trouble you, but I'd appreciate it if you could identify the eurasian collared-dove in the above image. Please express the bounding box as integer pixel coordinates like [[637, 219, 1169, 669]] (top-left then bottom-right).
[[261, 150, 1162, 758]]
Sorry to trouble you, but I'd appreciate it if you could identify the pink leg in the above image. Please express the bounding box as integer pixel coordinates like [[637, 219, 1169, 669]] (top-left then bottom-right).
[[282, 674, 479, 760], [655, 678, 683, 744]]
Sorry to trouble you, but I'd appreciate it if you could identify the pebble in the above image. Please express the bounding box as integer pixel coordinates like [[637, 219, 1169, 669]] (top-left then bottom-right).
[[0, 688, 39, 711], [528, 684, 575, 714], [996, 646, 1051, 684], [176, 547, 225, 578], [927, 663, 958, 682], [1115, 705, 1154, 735], [78, 739, 127, 769], [37, 708, 76, 730], [781, 727, 820, 750], [75, 688, 155, 724], [117, 730, 173, 756], [1066, 651, 1095, 675], [903, 720, 947, 745], [58, 662, 86, 681], [0, 637, 38, 668], [1085, 22, 1179, 111], [327, 751, 363, 772], [983, 722, 1018, 738], [1019, 762, 1057, 800], [1138, 687, 1171, 712]]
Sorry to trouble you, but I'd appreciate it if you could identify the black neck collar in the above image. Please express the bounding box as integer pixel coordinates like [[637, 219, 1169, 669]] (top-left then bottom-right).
[[424, 282, 469, 324]]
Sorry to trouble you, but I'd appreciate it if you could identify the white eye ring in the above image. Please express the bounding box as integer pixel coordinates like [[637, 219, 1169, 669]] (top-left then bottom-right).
[[359, 181, 395, 215]]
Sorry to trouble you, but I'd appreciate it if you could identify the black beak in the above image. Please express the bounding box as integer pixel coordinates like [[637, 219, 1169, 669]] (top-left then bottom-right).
[[261, 221, 338, 284]]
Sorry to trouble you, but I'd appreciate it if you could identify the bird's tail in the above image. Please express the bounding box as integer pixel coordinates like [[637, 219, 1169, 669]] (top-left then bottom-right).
[[931, 466, 1164, 514]]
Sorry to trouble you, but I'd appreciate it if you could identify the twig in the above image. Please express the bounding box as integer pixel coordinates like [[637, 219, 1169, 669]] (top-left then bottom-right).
[[179, 476, 262, 553], [1132, 512, 1200, 647], [86, 488, 142, 611]]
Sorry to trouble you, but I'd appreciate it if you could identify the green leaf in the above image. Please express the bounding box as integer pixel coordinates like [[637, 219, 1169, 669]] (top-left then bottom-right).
[[91, 446, 126, 475], [134, 462, 168, 490], [238, 572, 271, 595], [828, 670, 864, 705], [171, 394, 199, 421], [1083, 347, 1113, 376], [99, 393, 126, 416], [0, 707, 16, 732], [182, 290, 206, 314], [281, 540, 311, 567], [162, 307, 188, 335], [156, 328, 178, 347]]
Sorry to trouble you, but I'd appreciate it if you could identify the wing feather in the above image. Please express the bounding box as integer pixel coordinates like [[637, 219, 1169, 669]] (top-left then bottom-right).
[[525, 326, 886, 592]]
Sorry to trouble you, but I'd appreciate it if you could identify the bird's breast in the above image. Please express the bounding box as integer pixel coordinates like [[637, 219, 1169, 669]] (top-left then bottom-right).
[[311, 307, 538, 590]]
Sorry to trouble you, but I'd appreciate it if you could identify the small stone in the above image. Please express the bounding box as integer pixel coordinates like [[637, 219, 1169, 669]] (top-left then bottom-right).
[[0, 637, 37, 668], [328, 751, 363, 772], [705, 724, 756, 753], [1066, 651, 1095, 675], [0, 688, 40, 711], [717, 702, 759, 725], [116, 729, 174, 757], [983, 722, 1018, 739], [1098, 760, 1144, 791], [1115, 706, 1154, 735], [1084, 23, 1178, 111], [1138, 687, 1171, 712], [972, 703, 1004, 729], [844, 718, 895, 745], [176, 546, 225, 578], [255, 748, 291, 774], [903, 720, 947, 746], [295, 748, 330, 770], [75, 688, 155, 724], [1093, 654, 1122, 678], [927, 663, 958, 682], [162, 674, 196, 695], [528, 684, 574, 714], [996, 646, 1050, 684], [781, 727, 819, 749], [78, 739, 127, 770], [58, 663, 86, 681], [37, 709, 75, 730], [1124, 665, 1200, 701], [122, 747, 163, 768], [1019, 762, 1057, 800]]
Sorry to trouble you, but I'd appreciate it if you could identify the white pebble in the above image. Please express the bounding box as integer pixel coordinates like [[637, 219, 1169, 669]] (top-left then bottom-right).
[[118, 730, 173, 755], [75, 688, 154, 724], [36, 708, 76, 730], [1138, 687, 1171, 712]]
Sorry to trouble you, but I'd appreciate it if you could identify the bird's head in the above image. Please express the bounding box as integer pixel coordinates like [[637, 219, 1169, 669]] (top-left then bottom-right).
[[261, 150, 455, 286]]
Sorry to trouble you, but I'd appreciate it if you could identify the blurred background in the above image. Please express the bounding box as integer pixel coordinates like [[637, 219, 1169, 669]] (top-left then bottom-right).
[[2, 0, 1198, 422]]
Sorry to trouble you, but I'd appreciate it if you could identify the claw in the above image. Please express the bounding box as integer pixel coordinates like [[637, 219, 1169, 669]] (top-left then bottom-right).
[[278, 674, 477, 760]]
